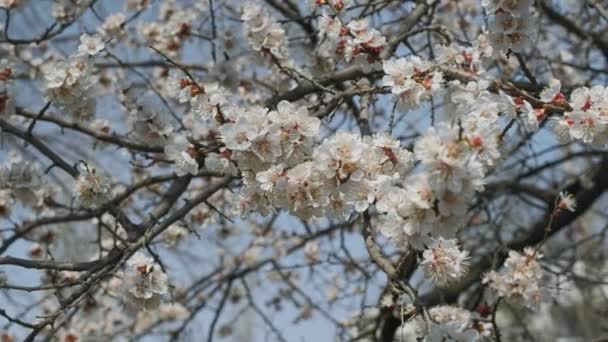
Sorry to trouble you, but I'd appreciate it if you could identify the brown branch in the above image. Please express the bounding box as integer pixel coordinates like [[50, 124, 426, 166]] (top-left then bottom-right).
[[362, 211, 397, 278], [15, 108, 164, 153], [0, 118, 78, 178], [0, 256, 100, 271]]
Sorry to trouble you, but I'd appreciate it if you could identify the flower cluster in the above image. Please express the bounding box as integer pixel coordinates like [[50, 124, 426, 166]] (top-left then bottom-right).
[[165, 71, 231, 121], [492, 77, 608, 146], [340, 19, 386, 63], [318, 16, 386, 65], [98, 13, 127, 39], [310, 0, 349, 11], [447, 79, 542, 160], [44, 49, 97, 121], [242, 3, 289, 62], [237, 122, 415, 219], [377, 122, 486, 249], [138, 2, 196, 57], [78, 34, 105, 56], [317, 12, 386, 69], [382, 56, 444, 108], [0, 153, 45, 209], [210, 100, 322, 216], [74, 162, 110, 208], [552, 83, 608, 145], [122, 89, 176, 144], [435, 35, 493, 74], [397, 305, 492, 341], [426, 305, 490, 341], [316, 13, 342, 62], [421, 237, 470, 285], [483, 247, 544, 306], [483, 0, 536, 53], [52, 0, 90, 23], [127, 0, 150, 11], [123, 252, 169, 312], [164, 134, 199, 176]]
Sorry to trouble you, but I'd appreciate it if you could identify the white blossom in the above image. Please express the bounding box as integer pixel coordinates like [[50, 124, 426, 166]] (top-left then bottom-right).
[[99, 13, 127, 38], [165, 134, 199, 176], [483, 0, 536, 53], [124, 91, 175, 144], [383, 56, 443, 108], [78, 34, 105, 56], [124, 252, 169, 311], [0, 153, 44, 206], [44, 55, 97, 120], [304, 241, 321, 263], [205, 150, 239, 176], [483, 247, 544, 306], [74, 162, 110, 208], [421, 238, 469, 285], [426, 306, 482, 342], [540, 78, 563, 103], [241, 3, 289, 61], [558, 191, 577, 212]]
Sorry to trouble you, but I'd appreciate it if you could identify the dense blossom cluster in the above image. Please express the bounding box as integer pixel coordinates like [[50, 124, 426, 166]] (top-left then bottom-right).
[[242, 3, 290, 62], [421, 237, 470, 285], [165, 69, 231, 122], [121, 89, 176, 144], [52, 0, 91, 23], [435, 35, 494, 74], [2, 1, 608, 341], [376, 122, 487, 249], [552, 82, 608, 145], [43, 54, 97, 120], [138, 2, 198, 57], [42, 34, 106, 121], [395, 305, 493, 341], [199, 99, 419, 219], [123, 252, 169, 311], [0, 153, 46, 213], [310, 0, 350, 10], [164, 133, 199, 176], [425, 305, 492, 341], [98, 13, 127, 39], [482, 0, 536, 53], [317, 15, 386, 67], [483, 247, 544, 306], [383, 56, 444, 108], [161, 48, 524, 255]]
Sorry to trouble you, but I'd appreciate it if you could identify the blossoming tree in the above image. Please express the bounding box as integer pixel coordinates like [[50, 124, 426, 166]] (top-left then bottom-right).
[[1, 0, 608, 341]]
